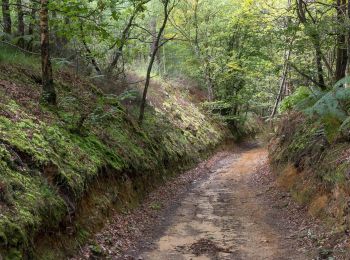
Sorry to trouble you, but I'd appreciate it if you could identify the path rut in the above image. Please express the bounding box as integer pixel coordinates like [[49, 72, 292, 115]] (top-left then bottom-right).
[[136, 147, 309, 260]]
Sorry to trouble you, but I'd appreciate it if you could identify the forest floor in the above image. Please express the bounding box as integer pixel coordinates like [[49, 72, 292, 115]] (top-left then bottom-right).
[[74, 143, 345, 259]]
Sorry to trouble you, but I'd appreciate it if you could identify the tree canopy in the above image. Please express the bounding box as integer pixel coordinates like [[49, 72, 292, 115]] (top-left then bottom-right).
[[2, 0, 350, 130]]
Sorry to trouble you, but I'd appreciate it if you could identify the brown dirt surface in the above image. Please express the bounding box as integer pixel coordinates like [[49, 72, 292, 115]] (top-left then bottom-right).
[[72, 149, 234, 260], [73, 144, 350, 259], [134, 147, 313, 260]]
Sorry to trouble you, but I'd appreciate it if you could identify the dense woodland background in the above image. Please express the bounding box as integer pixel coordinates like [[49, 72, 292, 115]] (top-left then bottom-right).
[[3, 0, 350, 132], [3, 0, 350, 258]]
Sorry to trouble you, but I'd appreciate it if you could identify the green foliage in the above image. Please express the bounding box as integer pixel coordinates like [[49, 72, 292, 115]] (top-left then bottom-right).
[[117, 89, 140, 102], [280, 87, 312, 112], [0, 62, 226, 258], [333, 76, 350, 89], [339, 116, 350, 136], [0, 44, 40, 69], [149, 202, 162, 210], [305, 90, 349, 121], [7, 0, 350, 255], [278, 72, 350, 142]]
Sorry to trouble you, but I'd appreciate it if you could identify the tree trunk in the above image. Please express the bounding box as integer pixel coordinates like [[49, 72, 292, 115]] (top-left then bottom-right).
[[107, 12, 137, 76], [314, 38, 326, 90], [207, 79, 214, 101], [150, 17, 161, 68], [27, 3, 37, 51], [2, 0, 12, 34], [40, 0, 56, 105], [28, 6, 36, 35], [162, 44, 167, 74], [139, 1, 173, 124], [204, 63, 214, 101], [107, 46, 123, 76], [296, 0, 326, 90], [346, 0, 350, 86], [16, 0, 25, 48], [335, 0, 348, 81], [80, 24, 102, 74], [271, 50, 291, 118], [83, 40, 102, 75], [138, 51, 157, 124]]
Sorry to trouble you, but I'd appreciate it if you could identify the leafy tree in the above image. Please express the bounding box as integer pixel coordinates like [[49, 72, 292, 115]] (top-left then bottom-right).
[[2, 0, 350, 132], [139, 0, 177, 124]]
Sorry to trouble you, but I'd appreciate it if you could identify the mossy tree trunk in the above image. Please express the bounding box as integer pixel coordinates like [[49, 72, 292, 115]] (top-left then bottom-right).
[[40, 0, 56, 105], [27, 1, 37, 51], [2, 0, 12, 34], [335, 0, 348, 82], [346, 0, 350, 86], [313, 36, 326, 89], [16, 0, 25, 48]]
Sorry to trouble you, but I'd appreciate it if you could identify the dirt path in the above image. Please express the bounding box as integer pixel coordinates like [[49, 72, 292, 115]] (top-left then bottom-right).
[[134, 147, 311, 260], [76, 146, 326, 259]]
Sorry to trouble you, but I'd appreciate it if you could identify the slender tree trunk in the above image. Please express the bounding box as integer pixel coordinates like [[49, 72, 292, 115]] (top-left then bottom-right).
[[208, 79, 214, 101], [138, 52, 157, 124], [40, 0, 56, 105], [2, 0, 12, 34], [27, 3, 37, 51], [162, 44, 167, 74], [346, 0, 350, 86], [108, 47, 122, 76], [16, 0, 25, 48], [150, 18, 157, 56], [204, 62, 214, 101], [107, 13, 137, 75], [150, 17, 161, 69], [335, 0, 348, 81], [193, 0, 200, 56], [296, 0, 326, 90], [28, 6, 36, 35], [271, 50, 291, 118], [83, 40, 102, 75], [80, 24, 102, 74], [139, 1, 173, 124], [314, 38, 326, 89]]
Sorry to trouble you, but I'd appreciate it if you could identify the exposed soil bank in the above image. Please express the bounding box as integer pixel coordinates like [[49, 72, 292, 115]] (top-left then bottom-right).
[[136, 147, 311, 260], [269, 113, 350, 258], [73, 147, 235, 259], [75, 144, 338, 259], [0, 64, 227, 259]]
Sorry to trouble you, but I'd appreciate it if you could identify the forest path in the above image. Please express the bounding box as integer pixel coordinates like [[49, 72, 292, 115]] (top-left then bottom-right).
[[135, 147, 310, 260]]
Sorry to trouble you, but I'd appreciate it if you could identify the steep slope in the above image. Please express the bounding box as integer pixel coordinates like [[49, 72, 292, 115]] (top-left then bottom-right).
[[0, 61, 227, 259], [269, 113, 350, 232]]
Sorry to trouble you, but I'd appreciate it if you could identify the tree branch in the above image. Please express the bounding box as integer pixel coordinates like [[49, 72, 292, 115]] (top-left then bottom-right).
[[289, 62, 326, 89]]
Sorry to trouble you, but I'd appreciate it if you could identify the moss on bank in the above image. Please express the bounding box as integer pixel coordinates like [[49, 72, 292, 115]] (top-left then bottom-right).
[[0, 62, 227, 259], [269, 113, 350, 230]]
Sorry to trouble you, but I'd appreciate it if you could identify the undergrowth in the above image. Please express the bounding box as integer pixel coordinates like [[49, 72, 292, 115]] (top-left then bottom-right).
[[270, 112, 350, 230], [0, 43, 40, 70], [0, 47, 227, 259]]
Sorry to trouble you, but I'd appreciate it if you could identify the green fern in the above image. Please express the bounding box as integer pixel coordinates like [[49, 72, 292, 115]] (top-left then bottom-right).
[[333, 76, 350, 89], [305, 90, 348, 121], [279, 86, 312, 112], [283, 77, 350, 141]]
